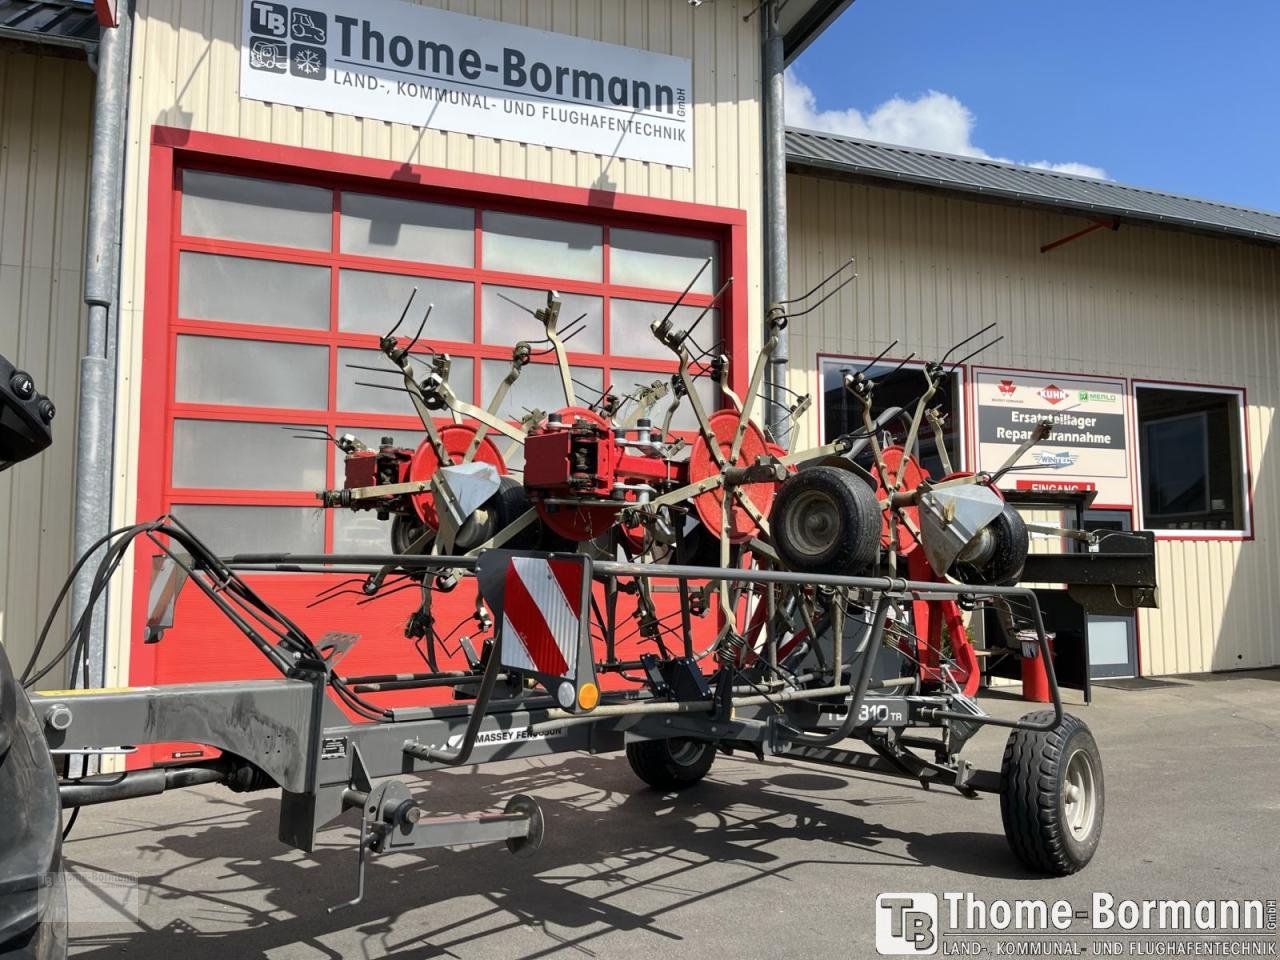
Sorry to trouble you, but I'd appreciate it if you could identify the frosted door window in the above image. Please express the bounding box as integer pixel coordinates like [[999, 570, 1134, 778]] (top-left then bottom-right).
[[172, 420, 327, 490], [480, 360, 602, 422], [181, 171, 331, 250], [179, 253, 329, 329], [610, 299, 720, 361], [170, 505, 324, 556], [333, 510, 398, 554], [337, 347, 474, 414], [340, 193, 474, 266], [482, 212, 602, 282], [338, 270, 473, 341], [610, 228, 718, 295], [480, 285, 603, 353], [175, 336, 329, 409]]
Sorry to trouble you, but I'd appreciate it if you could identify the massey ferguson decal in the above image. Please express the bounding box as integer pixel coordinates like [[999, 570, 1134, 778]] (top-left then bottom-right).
[[975, 370, 1131, 505]]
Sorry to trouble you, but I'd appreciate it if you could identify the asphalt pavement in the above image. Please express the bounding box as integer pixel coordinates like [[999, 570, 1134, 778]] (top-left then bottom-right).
[[61, 670, 1280, 959]]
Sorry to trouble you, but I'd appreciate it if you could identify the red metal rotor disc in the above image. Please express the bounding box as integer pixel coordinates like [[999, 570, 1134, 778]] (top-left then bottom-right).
[[407, 423, 506, 529], [875, 446, 927, 553], [688, 411, 776, 544]]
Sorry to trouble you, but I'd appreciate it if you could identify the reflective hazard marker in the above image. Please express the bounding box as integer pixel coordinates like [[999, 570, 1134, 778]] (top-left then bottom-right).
[[500, 556, 584, 678]]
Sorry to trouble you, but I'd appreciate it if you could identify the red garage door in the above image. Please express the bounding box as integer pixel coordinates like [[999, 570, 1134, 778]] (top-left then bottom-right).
[[130, 131, 747, 764]]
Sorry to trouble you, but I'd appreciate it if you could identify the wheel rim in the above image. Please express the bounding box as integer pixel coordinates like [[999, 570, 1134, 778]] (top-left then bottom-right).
[[669, 739, 707, 767], [783, 489, 841, 558], [1063, 747, 1098, 841]]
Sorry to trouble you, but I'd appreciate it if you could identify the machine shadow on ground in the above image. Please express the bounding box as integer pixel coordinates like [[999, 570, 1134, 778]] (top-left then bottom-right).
[[62, 752, 1035, 959]]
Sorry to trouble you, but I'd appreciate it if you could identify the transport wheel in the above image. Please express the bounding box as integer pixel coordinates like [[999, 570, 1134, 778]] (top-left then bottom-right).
[[626, 738, 715, 790], [491, 476, 542, 550], [390, 513, 428, 554], [769, 466, 880, 574], [954, 504, 1029, 586], [1000, 711, 1104, 875]]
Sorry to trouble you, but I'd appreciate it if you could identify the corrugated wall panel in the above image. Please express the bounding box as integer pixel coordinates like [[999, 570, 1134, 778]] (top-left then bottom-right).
[[787, 173, 1280, 675], [104, 0, 763, 683], [0, 51, 93, 687]]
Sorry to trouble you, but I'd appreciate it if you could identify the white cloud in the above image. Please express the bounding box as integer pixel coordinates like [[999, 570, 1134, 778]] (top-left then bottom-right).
[[784, 69, 1106, 180]]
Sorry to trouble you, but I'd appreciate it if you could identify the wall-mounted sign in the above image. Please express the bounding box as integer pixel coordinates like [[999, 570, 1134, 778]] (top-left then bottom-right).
[[974, 370, 1130, 505], [240, 0, 693, 167]]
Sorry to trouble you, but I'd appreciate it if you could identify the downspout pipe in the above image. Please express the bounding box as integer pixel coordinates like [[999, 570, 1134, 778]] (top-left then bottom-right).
[[72, 3, 133, 692], [761, 0, 790, 450]]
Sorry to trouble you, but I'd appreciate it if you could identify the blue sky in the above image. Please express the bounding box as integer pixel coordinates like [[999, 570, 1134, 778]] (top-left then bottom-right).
[[788, 1, 1280, 213]]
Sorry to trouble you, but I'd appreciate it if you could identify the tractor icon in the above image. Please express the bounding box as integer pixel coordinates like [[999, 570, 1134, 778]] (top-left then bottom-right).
[[290, 9, 327, 43]]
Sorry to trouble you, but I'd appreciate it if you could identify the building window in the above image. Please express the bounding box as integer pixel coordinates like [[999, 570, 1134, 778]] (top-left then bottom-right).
[[166, 167, 725, 556], [1136, 384, 1247, 532], [820, 357, 964, 478]]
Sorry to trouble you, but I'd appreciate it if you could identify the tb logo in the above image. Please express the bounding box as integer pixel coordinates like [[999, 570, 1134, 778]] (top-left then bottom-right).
[[876, 893, 938, 955]]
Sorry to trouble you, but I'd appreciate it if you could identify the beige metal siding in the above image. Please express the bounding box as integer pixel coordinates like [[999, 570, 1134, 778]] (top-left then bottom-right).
[[0, 51, 93, 686], [787, 172, 1280, 676], [104, 0, 763, 682]]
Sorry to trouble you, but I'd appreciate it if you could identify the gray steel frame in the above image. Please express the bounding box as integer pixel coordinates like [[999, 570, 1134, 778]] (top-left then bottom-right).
[[30, 553, 1062, 864]]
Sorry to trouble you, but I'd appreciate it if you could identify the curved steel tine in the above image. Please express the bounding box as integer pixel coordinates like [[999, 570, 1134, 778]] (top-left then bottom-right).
[[680, 275, 734, 344], [384, 287, 418, 339], [775, 257, 856, 306], [877, 352, 917, 381], [402, 303, 434, 353], [774, 272, 856, 321], [939, 322, 998, 366], [354, 380, 418, 394], [343, 363, 402, 375], [951, 335, 1004, 370], [855, 340, 898, 376], [657, 258, 712, 326], [496, 291, 539, 316]]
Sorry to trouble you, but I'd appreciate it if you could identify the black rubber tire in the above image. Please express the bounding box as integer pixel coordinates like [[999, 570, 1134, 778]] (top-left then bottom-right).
[[390, 513, 428, 554], [1000, 711, 1104, 875], [626, 738, 715, 790], [769, 466, 881, 574], [956, 505, 1029, 586], [491, 476, 543, 550]]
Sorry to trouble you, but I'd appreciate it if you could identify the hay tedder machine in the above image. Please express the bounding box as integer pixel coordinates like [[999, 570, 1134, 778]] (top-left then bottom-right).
[[0, 261, 1158, 958]]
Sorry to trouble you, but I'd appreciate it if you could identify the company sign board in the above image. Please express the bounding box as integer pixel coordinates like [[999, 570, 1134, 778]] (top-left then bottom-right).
[[974, 370, 1130, 505], [240, 0, 693, 167]]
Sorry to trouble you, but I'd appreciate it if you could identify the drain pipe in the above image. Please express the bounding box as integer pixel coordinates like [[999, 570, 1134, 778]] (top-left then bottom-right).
[[760, 0, 790, 450], [71, 4, 133, 693]]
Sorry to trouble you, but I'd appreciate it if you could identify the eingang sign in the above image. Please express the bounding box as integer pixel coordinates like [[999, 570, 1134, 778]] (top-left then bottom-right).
[[240, 0, 693, 167], [975, 370, 1131, 505]]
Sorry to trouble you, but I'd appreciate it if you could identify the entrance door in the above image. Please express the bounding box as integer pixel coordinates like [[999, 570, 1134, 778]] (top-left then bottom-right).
[[1083, 509, 1139, 679]]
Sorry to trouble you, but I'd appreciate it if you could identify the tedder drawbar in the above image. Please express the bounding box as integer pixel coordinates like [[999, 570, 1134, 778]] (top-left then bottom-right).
[[0, 260, 1157, 959]]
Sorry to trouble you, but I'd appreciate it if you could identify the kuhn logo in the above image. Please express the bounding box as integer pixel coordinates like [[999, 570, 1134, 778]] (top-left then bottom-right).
[[997, 379, 1016, 396], [1038, 384, 1069, 405]]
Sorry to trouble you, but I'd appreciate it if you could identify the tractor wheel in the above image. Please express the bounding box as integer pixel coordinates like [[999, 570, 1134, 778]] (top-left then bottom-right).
[[769, 466, 880, 574], [626, 738, 715, 790], [491, 476, 543, 550], [1000, 711, 1104, 875], [390, 513, 428, 555], [955, 505, 1029, 586]]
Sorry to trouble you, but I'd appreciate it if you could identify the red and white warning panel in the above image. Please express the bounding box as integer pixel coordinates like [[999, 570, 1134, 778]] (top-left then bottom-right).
[[500, 556, 584, 678], [477, 550, 599, 712]]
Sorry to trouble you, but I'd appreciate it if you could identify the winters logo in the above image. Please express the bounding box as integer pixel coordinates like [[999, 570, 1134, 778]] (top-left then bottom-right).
[[1038, 384, 1069, 405], [248, 2, 327, 80], [1031, 450, 1078, 470]]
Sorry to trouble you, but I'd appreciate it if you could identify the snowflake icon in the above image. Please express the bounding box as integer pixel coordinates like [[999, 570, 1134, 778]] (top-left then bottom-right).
[[293, 48, 322, 75]]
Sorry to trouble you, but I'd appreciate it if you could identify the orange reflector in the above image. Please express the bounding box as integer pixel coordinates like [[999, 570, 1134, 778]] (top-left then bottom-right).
[[577, 682, 600, 711]]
